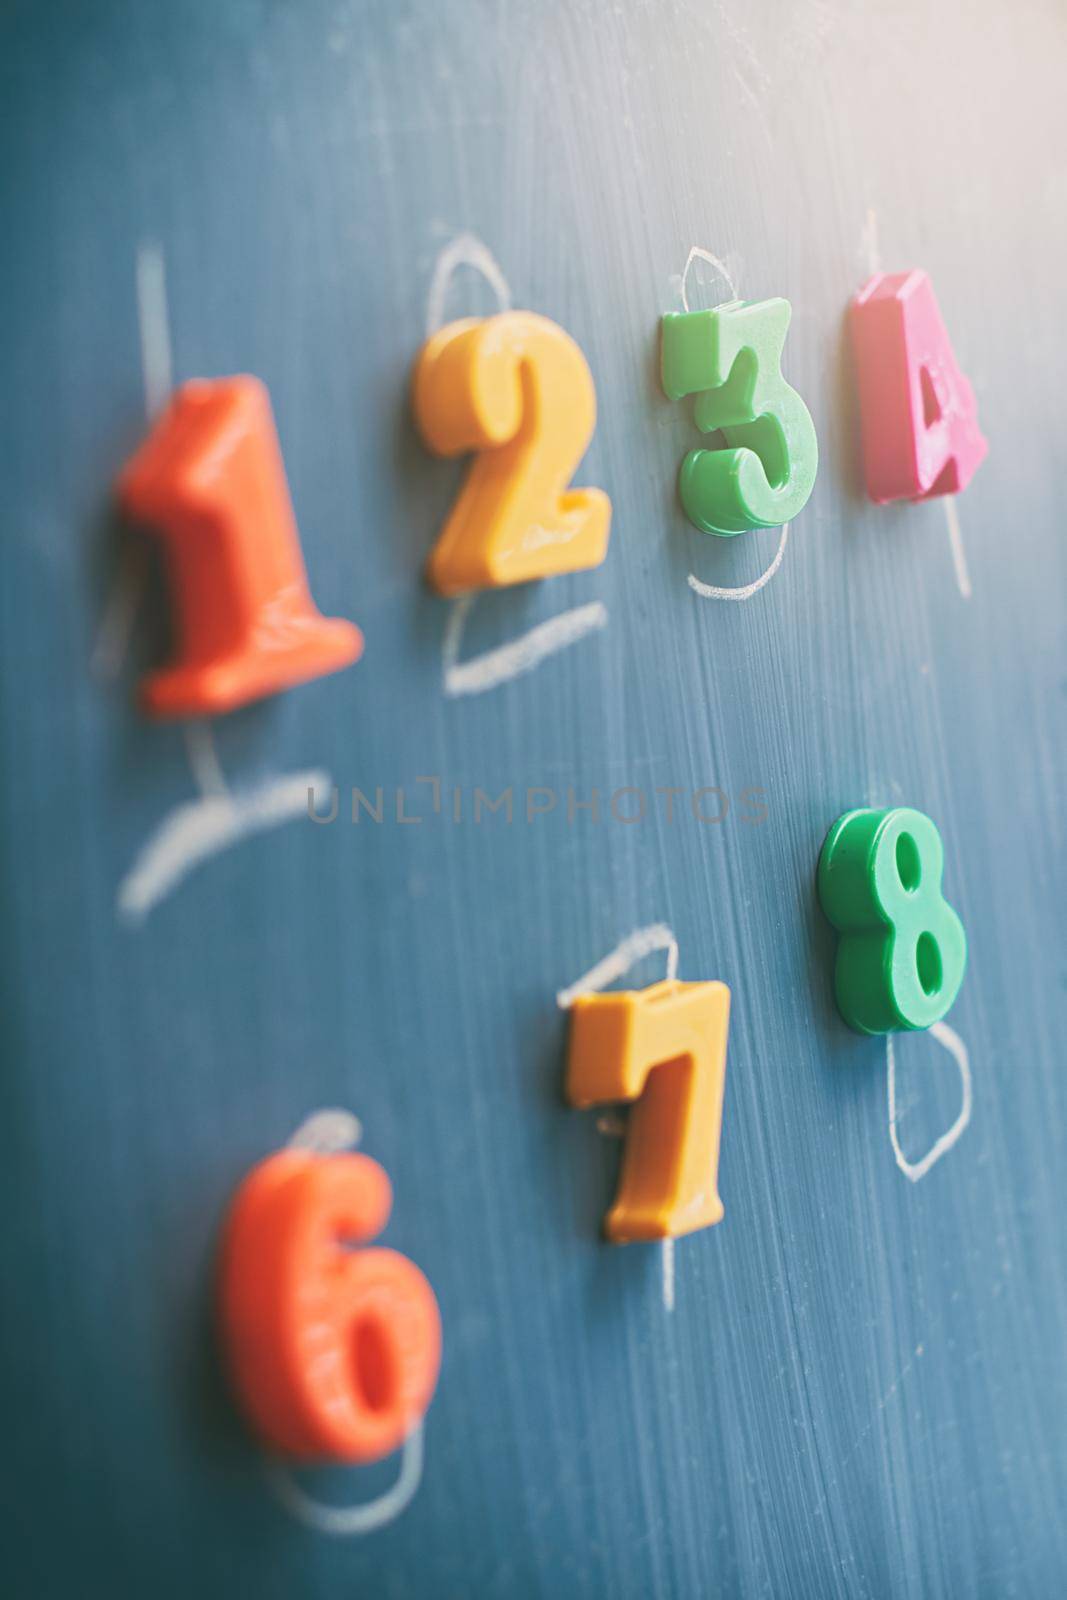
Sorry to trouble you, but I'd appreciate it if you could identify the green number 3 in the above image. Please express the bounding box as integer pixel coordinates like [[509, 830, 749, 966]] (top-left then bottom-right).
[[817, 807, 967, 1034], [661, 298, 818, 536]]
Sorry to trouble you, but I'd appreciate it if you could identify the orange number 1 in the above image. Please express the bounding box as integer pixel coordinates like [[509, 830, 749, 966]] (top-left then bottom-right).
[[567, 979, 731, 1242], [413, 311, 611, 595]]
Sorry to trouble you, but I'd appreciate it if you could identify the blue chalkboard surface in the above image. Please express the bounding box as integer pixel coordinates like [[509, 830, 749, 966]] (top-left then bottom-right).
[[2, 2, 1066, 1595]]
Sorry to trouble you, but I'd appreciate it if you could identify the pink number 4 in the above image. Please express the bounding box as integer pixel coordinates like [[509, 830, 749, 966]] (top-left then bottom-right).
[[850, 270, 987, 504]]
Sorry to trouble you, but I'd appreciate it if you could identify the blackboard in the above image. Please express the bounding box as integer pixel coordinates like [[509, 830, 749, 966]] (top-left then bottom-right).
[[3, 2, 1066, 1595]]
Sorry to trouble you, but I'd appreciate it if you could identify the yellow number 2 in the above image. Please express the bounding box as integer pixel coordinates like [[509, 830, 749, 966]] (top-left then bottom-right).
[[413, 312, 612, 595], [567, 979, 731, 1242]]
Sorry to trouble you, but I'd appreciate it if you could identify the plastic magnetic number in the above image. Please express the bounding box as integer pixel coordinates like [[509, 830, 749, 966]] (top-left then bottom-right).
[[850, 270, 988, 503], [567, 978, 730, 1241], [119, 376, 363, 718], [661, 298, 818, 536], [220, 1148, 441, 1465], [413, 311, 612, 595], [817, 807, 967, 1034]]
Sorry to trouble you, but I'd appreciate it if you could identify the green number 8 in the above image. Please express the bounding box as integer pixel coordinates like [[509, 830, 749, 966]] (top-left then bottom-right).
[[817, 807, 967, 1034], [661, 298, 818, 536]]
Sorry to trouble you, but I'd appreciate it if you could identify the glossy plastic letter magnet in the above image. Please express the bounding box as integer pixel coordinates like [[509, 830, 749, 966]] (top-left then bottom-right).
[[850, 271, 987, 503], [220, 1148, 441, 1465], [817, 806, 967, 1033], [119, 377, 363, 717], [567, 978, 730, 1241], [413, 311, 611, 594], [661, 298, 818, 535]]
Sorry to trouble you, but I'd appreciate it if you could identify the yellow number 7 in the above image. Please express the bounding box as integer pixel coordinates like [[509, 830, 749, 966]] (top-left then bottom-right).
[[566, 979, 730, 1241]]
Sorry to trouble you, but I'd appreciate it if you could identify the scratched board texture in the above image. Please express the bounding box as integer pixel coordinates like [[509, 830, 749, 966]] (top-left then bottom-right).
[[1, 1, 1066, 1596]]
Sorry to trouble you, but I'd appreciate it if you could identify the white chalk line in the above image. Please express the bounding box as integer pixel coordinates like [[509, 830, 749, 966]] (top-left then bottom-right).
[[135, 240, 173, 418], [887, 1020, 972, 1183], [184, 720, 229, 798], [688, 522, 790, 601], [661, 1237, 676, 1313], [942, 497, 972, 600], [93, 240, 173, 682], [266, 1424, 425, 1538], [676, 247, 789, 603], [116, 768, 331, 923], [270, 1104, 423, 1537], [558, 922, 681, 1312], [425, 231, 512, 340], [679, 246, 739, 312], [426, 235, 608, 696], [861, 206, 881, 279], [442, 595, 607, 697], [556, 921, 680, 1010], [288, 1107, 363, 1154]]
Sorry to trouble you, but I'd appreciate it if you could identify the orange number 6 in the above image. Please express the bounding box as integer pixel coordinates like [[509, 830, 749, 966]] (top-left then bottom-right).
[[220, 1149, 441, 1464], [413, 311, 612, 595], [567, 979, 731, 1242]]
